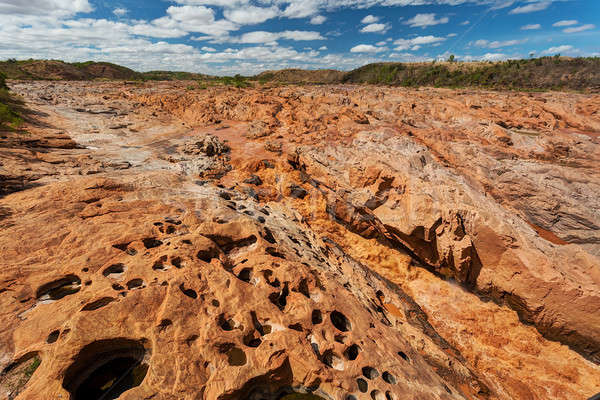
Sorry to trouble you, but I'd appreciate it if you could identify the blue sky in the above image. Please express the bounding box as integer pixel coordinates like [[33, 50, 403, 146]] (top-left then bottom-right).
[[0, 0, 598, 75]]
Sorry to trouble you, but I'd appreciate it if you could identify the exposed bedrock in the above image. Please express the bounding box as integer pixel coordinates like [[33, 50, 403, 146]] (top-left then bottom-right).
[[290, 132, 600, 364]]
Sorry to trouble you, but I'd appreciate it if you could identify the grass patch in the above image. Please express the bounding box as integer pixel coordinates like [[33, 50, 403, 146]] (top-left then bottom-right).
[[0, 73, 25, 130]]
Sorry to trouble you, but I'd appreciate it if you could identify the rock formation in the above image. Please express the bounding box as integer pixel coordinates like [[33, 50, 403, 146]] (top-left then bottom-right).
[[1, 81, 599, 400]]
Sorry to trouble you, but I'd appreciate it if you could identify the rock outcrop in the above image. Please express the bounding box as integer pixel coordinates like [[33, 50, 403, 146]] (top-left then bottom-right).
[[1, 81, 599, 400]]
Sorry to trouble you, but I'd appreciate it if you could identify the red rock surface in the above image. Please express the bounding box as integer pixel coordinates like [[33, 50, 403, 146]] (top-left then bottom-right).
[[1, 81, 599, 400]]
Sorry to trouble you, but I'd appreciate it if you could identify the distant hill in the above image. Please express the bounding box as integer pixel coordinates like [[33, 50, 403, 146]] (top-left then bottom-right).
[[0, 59, 141, 80], [2, 57, 599, 91]]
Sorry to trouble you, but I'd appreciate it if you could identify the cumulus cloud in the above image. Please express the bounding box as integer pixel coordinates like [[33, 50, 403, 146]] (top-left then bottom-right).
[[473, 39, 527, 48], [509, 1, 551, 14], [405, 13, 449, 28], [0, 0, 93, 16], [460, 20, 470, 25], [350, 44, 386, 53], [481, 53, 507, 61], [521, 24, 541, 30], [541, 45, 573, 54], [206, 30, 325, 44], [113, 8, 128, 17], [394, 35, 446, 50], [563, 24, 595, 33], [552, 20, 578, 27], [223, 5, 280, 25], [310, 15, 327, 24], [361, 15, 379, 24], [360, 23, 389, 33]]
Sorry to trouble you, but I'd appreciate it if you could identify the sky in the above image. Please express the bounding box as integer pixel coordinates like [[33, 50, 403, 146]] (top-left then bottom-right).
[[0, 0, 598, 75]]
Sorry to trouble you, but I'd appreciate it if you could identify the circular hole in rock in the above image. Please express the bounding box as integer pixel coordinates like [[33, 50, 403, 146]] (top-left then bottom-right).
[[62, 339, 149, 400], [370, 390, 385, 400], [311, 310, 323, 325], [357, 378, 368, 393], [346, 396, 358, 400], [226, 347, 246, 366], [36, 275, 81, 301], [397, 351, 409, 362], [330, 311, 351, 332], [126, 279, 144, 290], [102, 264, 125, 279], [343, 344, 360, 361], [237, 268, 252, 283], [382, 371, 396, 385], [47, 330, 60, 344], [362, 366, 379, 380], [385, 391, 396, 400], [179, 284, 197, 299], [218, 314, 234, 331]]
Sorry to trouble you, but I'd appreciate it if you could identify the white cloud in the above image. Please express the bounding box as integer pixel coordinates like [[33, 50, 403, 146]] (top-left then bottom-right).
[[563, 24, 595, 33], [360, 23, 389, 33], [223, 6, 280, 25], [209, 30, 325, 44], [201, 46, 216, 52], [541, 44, 573, 54], [318, 45, 327, 50], [350, 44, 386, 53], [361, 15, 379, 24], [460, 20, 470, 25], [405, 13, 449, 28], [521, 23, 541, 30], [310, 15, 326, 24], [552, 20, 578, 27], [481, 53, 507, 61], [474, 39, 527, 48], [447, 33, 457, 37], [113, 8, 128, 17], [509, 1, 551, 14], [0, 0, 93, 16], [394, 35, 446, 50]]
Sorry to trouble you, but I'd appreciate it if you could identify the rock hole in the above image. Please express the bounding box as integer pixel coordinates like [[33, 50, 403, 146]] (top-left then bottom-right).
[[82, 297, 116, 311], [218, 314, 235, 331], [397, 351, 409, 362], [47, 330, 60, 344], [218, 344, 246, 366], [288, 323, 303, 331], [321, 350, 344, 370], [112, 283, 124, 291], [171, 256, 183, 268], [295, 278, 310, 298], [158, 319, 172, 333], [102, 264, 126, 279], [362, 366, 379, 380], [36, 275, 81, 302], [344, 344, 360, 361], [370, 390, 385, 400], [382, 371, 396, 385], [261, 228, 277, 244], [82, 267, 89, 272], [197, 247, 220, 263], [142, 238, 163, 249], [166, 225, 176, 234], [334, 334, 346, 344], [185, 335, 198, 346], [347, 395, 358, 400], [311, 310, 323, 325], [357, 378, 368, 393], [330, 311, 351, 332], [207, 235, 257, 254], [237, 268, 252, 283], [126, 279, 144, 290], [385, 391, 396, 400], [265, 247, 286, 259], [62, 338, 149, 400], [152, 255, 169, 271], [179, 283, 197, 299], [268, 283, 289, 311], [243, 331, 262, 348]]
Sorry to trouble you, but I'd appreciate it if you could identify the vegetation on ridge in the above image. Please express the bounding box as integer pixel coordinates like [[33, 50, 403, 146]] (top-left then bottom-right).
[[1, 56, 599, 91]]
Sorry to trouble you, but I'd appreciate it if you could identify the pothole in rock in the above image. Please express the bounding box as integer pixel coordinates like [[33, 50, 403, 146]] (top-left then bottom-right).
[[102, 264, 126, 280], [36, 275, 81, 303], [330, 311, 351, 332], [62, 338, 149, 400]]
